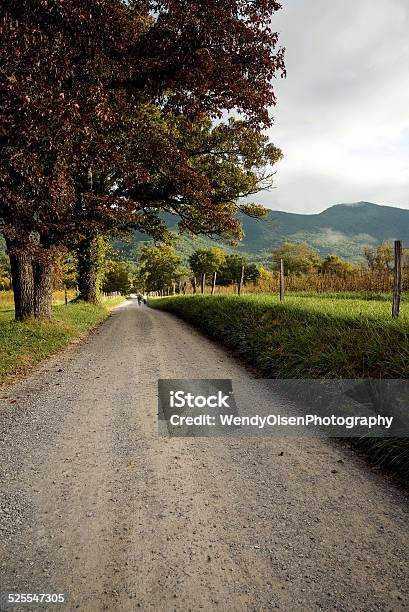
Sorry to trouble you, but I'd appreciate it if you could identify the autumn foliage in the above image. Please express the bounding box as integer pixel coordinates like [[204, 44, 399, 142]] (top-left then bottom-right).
[[1, 0, 285, 319]]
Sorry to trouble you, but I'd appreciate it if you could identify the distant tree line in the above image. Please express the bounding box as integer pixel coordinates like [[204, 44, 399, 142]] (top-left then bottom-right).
[[105, 239, 405, 296], [1, 232, 406, 296]]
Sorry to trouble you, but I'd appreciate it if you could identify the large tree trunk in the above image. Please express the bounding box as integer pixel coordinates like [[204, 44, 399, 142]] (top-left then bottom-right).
[[8, 248, 35, 321], [77, 235, 99, 304], [6, 237, 56, 321], [33, 258, 54, 320]]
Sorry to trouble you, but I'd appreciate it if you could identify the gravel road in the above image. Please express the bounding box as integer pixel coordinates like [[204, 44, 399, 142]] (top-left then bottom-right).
[[0, 301, 408, 612]]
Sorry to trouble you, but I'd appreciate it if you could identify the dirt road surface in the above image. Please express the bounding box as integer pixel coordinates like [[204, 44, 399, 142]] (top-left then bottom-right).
[[0, 301, 408, 612]]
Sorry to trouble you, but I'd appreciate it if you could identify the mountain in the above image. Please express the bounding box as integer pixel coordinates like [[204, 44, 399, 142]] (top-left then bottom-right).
[[236, 201, 409, 260], [114, 201, 409, 263]]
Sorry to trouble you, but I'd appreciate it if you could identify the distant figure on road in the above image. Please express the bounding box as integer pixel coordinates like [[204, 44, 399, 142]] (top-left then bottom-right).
[[137, 294, 142, 306], [142, 292, 148, 305]]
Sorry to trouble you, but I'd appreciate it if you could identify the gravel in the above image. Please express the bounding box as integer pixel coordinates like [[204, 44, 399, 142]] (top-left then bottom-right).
[[0, 301, 408, 611]]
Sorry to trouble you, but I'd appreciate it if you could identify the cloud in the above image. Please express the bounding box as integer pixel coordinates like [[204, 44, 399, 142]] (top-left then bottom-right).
[[262, 0, 409, 213], [318, 229, 348, 245]]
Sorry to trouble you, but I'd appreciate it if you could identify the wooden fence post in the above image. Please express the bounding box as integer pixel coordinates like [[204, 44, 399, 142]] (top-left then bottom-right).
[[392, 240, 402, 319], [280, 259, 285, 303], [201, 273, 206, 294], [211, 271, 217, 295], [238, 265, 245, 296], [64, 284, 68, 305]]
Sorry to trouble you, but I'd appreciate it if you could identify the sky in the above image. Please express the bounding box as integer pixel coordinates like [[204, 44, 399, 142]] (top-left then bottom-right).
[[260, 0, 409, 214]]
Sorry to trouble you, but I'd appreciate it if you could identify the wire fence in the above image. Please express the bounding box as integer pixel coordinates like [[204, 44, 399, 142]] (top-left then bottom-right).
[[165, 269, 409, 296]]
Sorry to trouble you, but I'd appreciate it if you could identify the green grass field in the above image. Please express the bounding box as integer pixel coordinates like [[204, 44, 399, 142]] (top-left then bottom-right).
[[150, 292, 409, 482], [151, 292, 409, 378], [0, 295, 124, 385]]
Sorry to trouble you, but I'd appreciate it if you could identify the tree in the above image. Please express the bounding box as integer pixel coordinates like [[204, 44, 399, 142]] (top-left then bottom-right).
[[363, 247, 376, 271], [245, 264, 261, 283], [173, 266, 191, 292], [218, 254, 260, 285], [189, 248, 226, 278], [139, 244, 181, 292], [319, 254, 354, 276], [127, 0, 286, 127], [53, 253, 78, 291], [102, 262, 131, 295], [125, 114, 283, 243], [129, 265, 148, 294], [272, 243, 322, 275], [76, 236, 114, 305], [1, 1, 143, 318], [364, 241, 394, 272], [257, 265, 274, 287], [1, 1, 286, 320]]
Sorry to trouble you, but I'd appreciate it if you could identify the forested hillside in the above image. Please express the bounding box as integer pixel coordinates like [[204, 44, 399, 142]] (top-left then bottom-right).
[[113, 201, 409, 263], [243, 202, 409, 259]]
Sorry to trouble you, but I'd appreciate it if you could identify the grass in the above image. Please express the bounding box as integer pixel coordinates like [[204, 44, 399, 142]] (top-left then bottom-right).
[[0, 294, 124, 385], [150, 293, 409, 378], [150, 292, 409, 483]]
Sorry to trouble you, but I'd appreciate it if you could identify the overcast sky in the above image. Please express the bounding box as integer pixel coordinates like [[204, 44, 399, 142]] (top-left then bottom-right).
[[261, 0, 409, 213]]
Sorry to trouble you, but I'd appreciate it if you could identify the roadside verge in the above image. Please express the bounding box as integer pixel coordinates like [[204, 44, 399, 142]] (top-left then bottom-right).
[[150, 294, 409, 484], [0, 297, 125, 387]]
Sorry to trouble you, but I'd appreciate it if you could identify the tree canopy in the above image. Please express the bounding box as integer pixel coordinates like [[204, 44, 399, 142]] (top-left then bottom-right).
[[189, 247, 226, 277], [363, 241, 394, 272], [1, 0, 285, 251], [218, 254, 260, 285], [102, 262, 131, 295], [320, 254, 353, 276], [272, 243, 322, 275], [139, 244, 181, 292], [1, 0, 285, 319]]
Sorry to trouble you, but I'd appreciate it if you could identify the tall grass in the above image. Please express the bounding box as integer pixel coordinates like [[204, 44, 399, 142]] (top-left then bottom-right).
[[178, 269, 409, 295], [0, 289, 77, 308], [152, 293, 409, 377]]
